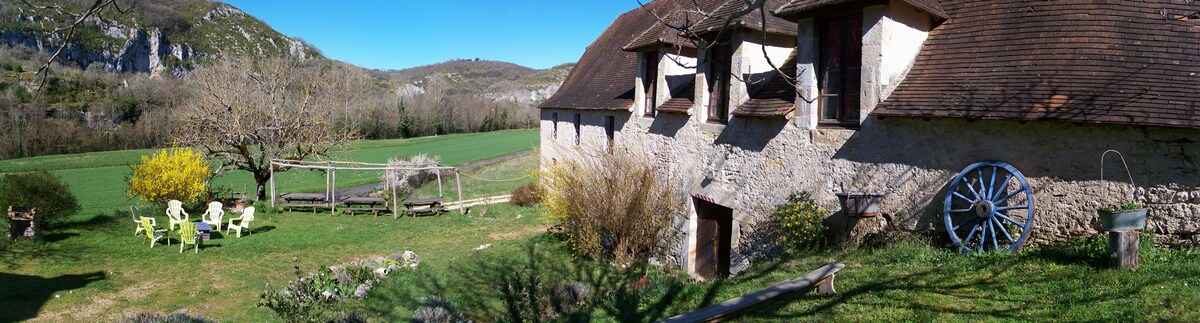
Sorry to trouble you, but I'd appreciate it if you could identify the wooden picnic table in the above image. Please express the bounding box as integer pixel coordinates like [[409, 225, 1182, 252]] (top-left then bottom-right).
[[342, 197, 389, 216], [280, 193, 328, 213], [399, 197, 445, 218]]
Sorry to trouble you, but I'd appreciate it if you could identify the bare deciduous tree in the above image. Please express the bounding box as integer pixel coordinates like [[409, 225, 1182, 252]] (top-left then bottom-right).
[[173, 57, 369, 200]]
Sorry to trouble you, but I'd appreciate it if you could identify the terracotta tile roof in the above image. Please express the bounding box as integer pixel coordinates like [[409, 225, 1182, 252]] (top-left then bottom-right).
[[658, 80, 696, 113], [658, 97, 695, 113], [733, 52, 797, 118], [541, 1, 693, 110], [624, 0, 725, 51], [774, 0, 948, 20], [692, 0, 797, 36], [874, 1, 1200, 129]]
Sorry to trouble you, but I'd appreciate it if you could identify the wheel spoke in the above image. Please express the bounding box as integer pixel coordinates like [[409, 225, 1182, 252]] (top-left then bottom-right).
[[987, 167, 998, 200], [961, 177, 981, 201], [977, 220, 986, 253], [949, 208, 973, 213], [976, 168, 986, 200], [991, 217, 1015, 243], [988, 216, 999, 250], [995, 213, 1026, 227], [990, 173, 1014, 202], [962, 223, 980, 248], [996, 187, 1026, 205], [952, 191, 974, 203], [996, 205, 1029, 211], [953, 217, 979, 231]]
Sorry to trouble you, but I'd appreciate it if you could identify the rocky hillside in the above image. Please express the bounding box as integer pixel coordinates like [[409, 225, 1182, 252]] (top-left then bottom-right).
[[377, 59, 573, 104], [0, 0, 317, 77]]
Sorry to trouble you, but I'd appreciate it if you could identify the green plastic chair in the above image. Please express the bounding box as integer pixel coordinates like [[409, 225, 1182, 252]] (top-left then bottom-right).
[[139, 216, 169, 248], [178, 222, 200, 253]]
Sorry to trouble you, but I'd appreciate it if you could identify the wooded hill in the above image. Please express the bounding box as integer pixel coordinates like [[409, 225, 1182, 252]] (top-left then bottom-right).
[[0, 1, 569, 160]]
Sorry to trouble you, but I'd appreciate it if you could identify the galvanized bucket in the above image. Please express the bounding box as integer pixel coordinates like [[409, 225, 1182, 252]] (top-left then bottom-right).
[[1098, 150, 1146, 231]]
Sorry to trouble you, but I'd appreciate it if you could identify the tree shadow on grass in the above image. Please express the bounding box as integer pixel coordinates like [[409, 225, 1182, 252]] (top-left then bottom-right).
[[0, 271, 106, 322]]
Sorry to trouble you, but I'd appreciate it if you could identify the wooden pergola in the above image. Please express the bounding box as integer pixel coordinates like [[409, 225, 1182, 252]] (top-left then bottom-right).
[[268, 159, 463, 217]]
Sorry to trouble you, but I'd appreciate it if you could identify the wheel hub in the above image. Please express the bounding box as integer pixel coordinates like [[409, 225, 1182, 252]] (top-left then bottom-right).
[[975, 200, 994, 218]]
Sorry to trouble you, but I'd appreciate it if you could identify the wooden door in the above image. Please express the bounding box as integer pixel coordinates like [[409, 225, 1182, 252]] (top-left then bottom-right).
[[695, 199, 732, 278]]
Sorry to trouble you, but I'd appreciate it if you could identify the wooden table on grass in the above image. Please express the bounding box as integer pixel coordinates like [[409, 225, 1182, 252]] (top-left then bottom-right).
[[399, 197, 444, 218], [280, 193, 328, 213], [342, 197, 389, 216]]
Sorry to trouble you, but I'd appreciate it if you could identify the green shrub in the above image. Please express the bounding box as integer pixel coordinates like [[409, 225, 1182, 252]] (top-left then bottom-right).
[[509, 182, 541, 207], [773, 192, 827, 253], [0, 171, 80, 228]]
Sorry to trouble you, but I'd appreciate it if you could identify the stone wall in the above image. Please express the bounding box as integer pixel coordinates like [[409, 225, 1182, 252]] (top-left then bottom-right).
[[541, 107, 1200, 275]]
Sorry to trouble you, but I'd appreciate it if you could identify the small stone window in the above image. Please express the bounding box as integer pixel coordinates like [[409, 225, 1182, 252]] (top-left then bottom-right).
[[818, 15, 863, 127], [573, 113, 582, 145], [551, 112, 559, 139], [605, 115, 616, 151]]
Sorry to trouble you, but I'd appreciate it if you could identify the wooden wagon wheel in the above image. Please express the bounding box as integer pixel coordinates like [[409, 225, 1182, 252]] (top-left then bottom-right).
[[943, 161, 1035, 254]]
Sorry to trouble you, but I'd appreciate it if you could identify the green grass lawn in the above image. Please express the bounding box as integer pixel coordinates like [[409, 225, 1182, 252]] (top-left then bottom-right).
[[0, 129, 538, 218], [355, 234, 1200, 322], [0, 200, 547, 322], [408, 152, 536, 200]]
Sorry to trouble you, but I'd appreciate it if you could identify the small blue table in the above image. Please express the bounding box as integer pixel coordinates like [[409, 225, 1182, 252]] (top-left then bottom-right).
[[194, 222, 212, 241]]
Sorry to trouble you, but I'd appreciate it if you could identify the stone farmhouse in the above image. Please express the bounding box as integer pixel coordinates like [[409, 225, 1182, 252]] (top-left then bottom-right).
[[538, 0, 1200, 278]]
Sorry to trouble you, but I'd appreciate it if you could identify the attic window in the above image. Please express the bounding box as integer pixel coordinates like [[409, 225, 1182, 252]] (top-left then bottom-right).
[[818, 15, 863, 127], [707, 43, 732, 124], [551, 112, 559, 139], [605, 115, 616, 151], [643, 52, 659, 117]]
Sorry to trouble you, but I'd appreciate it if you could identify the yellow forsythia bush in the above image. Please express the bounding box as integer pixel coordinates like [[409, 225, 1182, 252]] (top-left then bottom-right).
[[773, 192, 827, 253], [128, 148, 210, 204]]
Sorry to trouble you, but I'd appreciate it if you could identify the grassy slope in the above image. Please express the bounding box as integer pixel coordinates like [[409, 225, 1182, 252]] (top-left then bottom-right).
[[0, 129, 538, 218]]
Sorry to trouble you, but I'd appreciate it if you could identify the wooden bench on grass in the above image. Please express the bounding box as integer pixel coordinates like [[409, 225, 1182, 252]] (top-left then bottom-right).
[[399, 197, 445, 218], [662, 263, 845, 323], [279, 193, 328, 213], [342, 197, 389, 216]]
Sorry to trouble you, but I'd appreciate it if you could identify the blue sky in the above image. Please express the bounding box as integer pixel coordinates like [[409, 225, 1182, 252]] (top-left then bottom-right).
[[221, 1, 643, 71]]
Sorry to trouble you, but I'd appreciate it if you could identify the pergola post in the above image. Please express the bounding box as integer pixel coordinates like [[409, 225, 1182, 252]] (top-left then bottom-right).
[[455, 169, 463, 215], [437, 171, 443, 198], [331, 168, 337, 213], [391, 170, 399, 219], [269, 159, 276, 207]]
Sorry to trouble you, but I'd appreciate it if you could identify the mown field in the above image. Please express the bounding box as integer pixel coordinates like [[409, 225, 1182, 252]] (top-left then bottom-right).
[[0, 129, 539, 217]]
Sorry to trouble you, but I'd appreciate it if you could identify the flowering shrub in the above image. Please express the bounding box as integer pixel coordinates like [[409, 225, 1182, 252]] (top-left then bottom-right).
[[380, 154, 441, 198], [773, 192, 827, 253], [128, 148, 210, 204]]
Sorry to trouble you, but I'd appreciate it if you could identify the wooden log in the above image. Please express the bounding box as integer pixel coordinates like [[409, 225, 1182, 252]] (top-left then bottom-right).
[[663, 263, 844, 323], [1109, 230, 1139, 270]]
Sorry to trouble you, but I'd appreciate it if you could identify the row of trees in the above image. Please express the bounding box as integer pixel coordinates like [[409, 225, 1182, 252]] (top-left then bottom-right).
[[0, 48, 541, 160]]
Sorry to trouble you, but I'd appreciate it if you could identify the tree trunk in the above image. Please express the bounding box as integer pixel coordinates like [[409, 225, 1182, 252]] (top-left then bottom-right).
[[254, 172, 269, 201]]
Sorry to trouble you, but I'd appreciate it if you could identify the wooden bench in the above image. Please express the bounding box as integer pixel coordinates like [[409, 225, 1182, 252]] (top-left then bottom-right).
[[662, 263, 844, 323], [342, 197, 389, 216], [399, 197, 445, 218], [280, 193, 328, 213]]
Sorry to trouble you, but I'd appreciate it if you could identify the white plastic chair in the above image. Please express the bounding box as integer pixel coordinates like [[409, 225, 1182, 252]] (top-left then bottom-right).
[[201, 201, 225, 231], [226, 206, 255, 237], [165, 200, 189, 231]]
